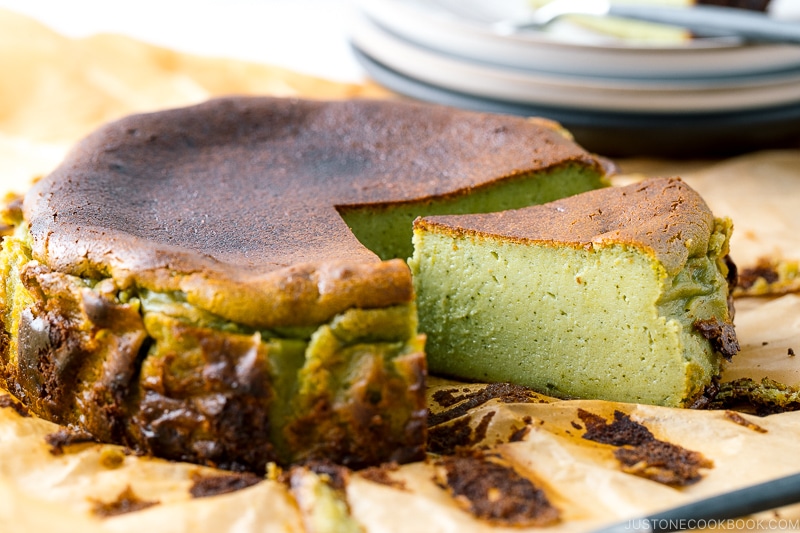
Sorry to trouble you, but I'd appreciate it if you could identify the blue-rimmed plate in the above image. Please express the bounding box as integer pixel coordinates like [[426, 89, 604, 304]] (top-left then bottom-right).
[[352, 44, 800, 157], [350, 12, 800, 114]]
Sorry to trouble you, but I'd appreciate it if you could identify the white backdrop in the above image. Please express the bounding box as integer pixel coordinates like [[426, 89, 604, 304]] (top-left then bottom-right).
[[0, 0, 366, 82]]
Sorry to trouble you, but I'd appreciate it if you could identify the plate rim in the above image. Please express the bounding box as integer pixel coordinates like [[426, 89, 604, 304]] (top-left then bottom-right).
[[357, 0, 800, 79], [351, 14, 800, 113]]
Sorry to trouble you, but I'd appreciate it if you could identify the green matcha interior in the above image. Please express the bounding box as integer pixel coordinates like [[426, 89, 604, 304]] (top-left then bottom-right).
[[339, 165, 606, 260], [409, 218, 733, 407]]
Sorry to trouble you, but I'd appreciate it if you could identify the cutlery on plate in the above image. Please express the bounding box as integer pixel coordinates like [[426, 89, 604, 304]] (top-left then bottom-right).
[[493, 0, 800, 43]]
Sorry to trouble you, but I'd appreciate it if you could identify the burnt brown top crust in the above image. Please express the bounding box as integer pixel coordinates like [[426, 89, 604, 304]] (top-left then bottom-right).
[[25, 97, 601, 328], [416, 177, 715, 276]]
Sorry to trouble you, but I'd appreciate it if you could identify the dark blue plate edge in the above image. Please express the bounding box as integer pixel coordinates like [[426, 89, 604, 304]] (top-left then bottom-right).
[[351, 43, 800, 157]]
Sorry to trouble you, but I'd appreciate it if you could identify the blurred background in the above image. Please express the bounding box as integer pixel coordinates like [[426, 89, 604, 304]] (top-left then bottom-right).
[[0, 0, 365, 81], [1, 0, 799, 157]]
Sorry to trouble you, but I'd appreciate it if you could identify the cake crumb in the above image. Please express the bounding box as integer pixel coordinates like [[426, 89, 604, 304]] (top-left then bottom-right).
[[91, 486, 158, 517], [359, 463, 407, 491], [789, 348, 796, 357], [189, 471, 262, 498], [700, 378, 800, 415], [305, 460, 350, 492], [738, 260, 779, 289], [45, 428, 96, 455], [0, 394, 30, 417], [99, 448, 127, 469], [723, 411, 768, 433]]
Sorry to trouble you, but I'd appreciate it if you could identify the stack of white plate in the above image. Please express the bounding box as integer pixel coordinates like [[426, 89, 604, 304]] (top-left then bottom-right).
[[351, 0, 800, 156]]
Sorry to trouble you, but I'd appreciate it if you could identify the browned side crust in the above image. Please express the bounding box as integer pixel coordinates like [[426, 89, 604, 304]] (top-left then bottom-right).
[[24, 96, 603, 329], [5, 259, 428, 472]]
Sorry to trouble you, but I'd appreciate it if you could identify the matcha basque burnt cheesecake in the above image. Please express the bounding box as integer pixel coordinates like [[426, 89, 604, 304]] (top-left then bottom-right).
[[0, 96, 609, 471], [411, 178, 738, 408]]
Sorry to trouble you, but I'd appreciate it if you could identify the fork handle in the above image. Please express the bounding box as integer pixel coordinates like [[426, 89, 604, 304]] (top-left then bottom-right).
[[609, 4, 800, 43]]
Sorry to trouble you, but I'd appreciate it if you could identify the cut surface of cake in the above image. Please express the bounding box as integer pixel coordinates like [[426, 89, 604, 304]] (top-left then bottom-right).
[[0, 96, 609, 470], [410, 178, 738, 408]]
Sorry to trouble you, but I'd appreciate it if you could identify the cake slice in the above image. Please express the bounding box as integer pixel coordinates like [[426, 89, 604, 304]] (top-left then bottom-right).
[[410, 178, 738, 407]]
